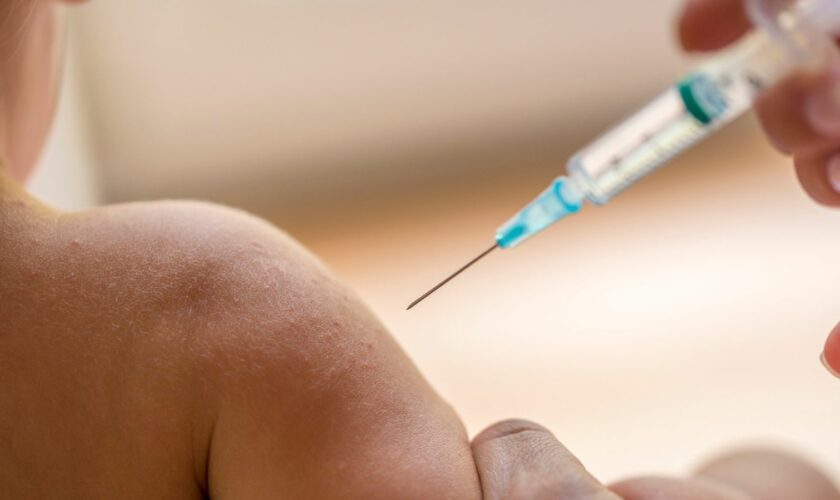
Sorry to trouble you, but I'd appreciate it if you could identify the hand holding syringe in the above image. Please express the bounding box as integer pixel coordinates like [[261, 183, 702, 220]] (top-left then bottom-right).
[[409, 0, 840, 311]]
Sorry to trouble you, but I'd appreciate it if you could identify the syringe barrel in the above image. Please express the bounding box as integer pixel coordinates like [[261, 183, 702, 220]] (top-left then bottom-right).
[[567, 0, 838, 205], [494, 0, 840, 250], [566, 76, 730, 204]]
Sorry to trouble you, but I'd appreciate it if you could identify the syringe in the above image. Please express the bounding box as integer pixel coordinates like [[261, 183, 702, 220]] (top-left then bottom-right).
[[408, 0, 840, 310]]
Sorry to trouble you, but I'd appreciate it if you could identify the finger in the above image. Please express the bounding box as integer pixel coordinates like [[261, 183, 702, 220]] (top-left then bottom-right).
[[803, 66, 840, 141], [752, 65, 840, 205], [471, 419, 618, 500], [793, 152, 840, 207], [678, 0, 752, 52], [610, 476, 752, 500], [753, 71, 836, 156], [695, 449, 840, 500], [821, 321, 840, 379]]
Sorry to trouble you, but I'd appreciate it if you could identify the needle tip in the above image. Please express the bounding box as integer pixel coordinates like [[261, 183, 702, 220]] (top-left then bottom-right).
[[406, 243, 498, 311]]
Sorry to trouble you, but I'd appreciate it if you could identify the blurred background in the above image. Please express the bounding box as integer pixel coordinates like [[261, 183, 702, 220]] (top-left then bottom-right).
[[31, 0, 840, 483]]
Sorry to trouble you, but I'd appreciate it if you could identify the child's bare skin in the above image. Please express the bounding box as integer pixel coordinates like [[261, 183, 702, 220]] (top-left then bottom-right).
[[0, 3, 482, 497], [1, 1, 838, 499], [0, 176, 483, 498]]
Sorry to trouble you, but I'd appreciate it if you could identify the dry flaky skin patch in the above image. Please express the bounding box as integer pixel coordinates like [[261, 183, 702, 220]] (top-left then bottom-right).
[[0, 196, 481, 499]]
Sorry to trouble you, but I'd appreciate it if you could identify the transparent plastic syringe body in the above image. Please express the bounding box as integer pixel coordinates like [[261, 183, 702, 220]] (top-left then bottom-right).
[[496, 0, 840, 249], [567, 34, 787, 206]]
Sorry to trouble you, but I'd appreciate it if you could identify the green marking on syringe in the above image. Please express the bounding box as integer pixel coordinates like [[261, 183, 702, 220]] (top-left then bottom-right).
[[678, 74, 728, 125]]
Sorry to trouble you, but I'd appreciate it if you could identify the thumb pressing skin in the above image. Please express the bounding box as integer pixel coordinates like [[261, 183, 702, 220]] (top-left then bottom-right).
[[471, 420, 618, 500]]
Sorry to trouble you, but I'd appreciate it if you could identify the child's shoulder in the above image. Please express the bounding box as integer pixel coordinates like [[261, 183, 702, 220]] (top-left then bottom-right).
[[48, 199, 480, 498], [65, 199, 329, 316], [60, 198, 353, 365]]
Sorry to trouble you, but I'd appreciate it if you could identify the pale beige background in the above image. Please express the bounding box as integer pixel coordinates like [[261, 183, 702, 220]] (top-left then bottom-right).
[[31, 0, 840, 484]]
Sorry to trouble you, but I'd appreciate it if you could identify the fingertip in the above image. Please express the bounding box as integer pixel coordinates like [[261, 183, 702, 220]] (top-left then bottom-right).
[[821, 352, 840, 379], [794, 154, 840, 207], [752, 69, 840, 156], [676, 0, 712, 51], [471, 419, 616, 499], [804, 68, 840, 139], [827, 156, 840, 195], [677, 0, 752, 53], [696, 449, 840, 499], [611, 476, 748, 500], [822, 322, 840, 379]]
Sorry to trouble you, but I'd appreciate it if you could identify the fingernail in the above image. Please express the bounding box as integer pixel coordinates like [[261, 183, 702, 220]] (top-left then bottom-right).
[[805, 72, 840, 137], [821, 352, 840, 379], [827, 155, 840, 193]]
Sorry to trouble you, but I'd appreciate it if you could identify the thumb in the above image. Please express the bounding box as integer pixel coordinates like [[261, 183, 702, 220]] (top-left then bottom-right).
[[471, 419, 618, 500]]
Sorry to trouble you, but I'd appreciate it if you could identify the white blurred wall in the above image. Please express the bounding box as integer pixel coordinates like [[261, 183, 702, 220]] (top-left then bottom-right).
[[28, 33, 101, 210], [72, 0, 685, 208]]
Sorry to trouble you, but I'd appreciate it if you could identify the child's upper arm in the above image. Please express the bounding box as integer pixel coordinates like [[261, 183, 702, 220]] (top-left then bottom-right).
[[177, 206, 479, 499]]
